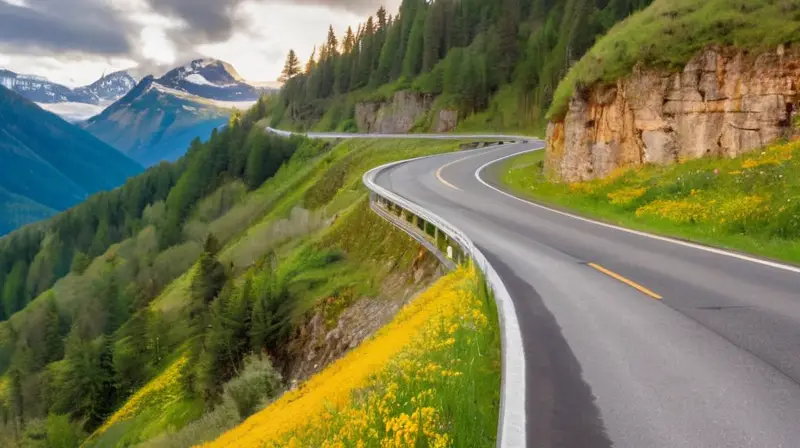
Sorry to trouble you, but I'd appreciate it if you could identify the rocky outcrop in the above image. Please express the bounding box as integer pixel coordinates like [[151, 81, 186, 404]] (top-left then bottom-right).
[[355, 90, 458, 134], [546, 46, 800, 182], [284, 249, 441, 382]]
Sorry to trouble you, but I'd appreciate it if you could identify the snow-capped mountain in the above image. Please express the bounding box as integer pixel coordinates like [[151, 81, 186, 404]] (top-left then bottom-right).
[[82, 58, 272, 165], [83, 74, 244, 166], [156, 59, 261, 101], [0, 69, 136, 105], [0, 69, 87, 104], [83, 70, 137, 102]]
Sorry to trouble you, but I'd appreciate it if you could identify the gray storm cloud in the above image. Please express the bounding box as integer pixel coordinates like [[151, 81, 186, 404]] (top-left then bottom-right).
[[0, 0, 131, 54], [145, 0, 392, 43], [144, 0, 246, 42], [276, 0, 393, 15]]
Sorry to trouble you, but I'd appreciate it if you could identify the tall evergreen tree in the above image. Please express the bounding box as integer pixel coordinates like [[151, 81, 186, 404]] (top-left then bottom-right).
[[305, 47, 317, 73], [191, 235, 226, 312], [279, 49, 301, 82], [41, 296, 63, 365], [403, 4, 427, 77]]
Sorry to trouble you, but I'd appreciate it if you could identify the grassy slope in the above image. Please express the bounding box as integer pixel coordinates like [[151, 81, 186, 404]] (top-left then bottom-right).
[[549, 0, 800, 119], [86, 137, 477, 446], [501, 140, 800, 264], [208, 267, 500, 448]]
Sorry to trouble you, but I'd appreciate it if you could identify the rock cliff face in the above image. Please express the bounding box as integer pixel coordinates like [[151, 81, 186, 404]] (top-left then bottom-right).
[[546, 46, 800, 182], [355, 90, 458, 134]]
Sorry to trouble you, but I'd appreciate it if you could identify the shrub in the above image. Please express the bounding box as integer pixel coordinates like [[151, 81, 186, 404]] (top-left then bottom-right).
[[223, 354, 283, 420]]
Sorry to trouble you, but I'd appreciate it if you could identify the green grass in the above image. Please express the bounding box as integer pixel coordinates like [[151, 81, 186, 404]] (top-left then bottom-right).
[[501, 140, 800, 264], [549, 0, 800, 119], [96, 137, 470, 445], [456, 85, 545, 136], [256, 267, 500, 447]]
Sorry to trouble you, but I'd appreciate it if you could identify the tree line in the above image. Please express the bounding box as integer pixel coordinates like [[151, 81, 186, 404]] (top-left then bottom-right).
[[273, 0, 652, 129]]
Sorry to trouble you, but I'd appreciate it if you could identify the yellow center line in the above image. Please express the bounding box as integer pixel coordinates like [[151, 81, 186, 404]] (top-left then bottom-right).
[[435, 151, 496, 191], [435, 162, 463, 191], [588, 263, 663, 300]]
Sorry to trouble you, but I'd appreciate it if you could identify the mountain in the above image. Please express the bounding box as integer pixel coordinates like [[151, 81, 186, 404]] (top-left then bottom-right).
[[83, 70, 138, 102], [0, 69, 137, 122], [84, 59, 265, 166], [0, 85, 142, 234], [0, 69, 135, 105], [157, 59, 260, 101], [0, 69, 87, 103]]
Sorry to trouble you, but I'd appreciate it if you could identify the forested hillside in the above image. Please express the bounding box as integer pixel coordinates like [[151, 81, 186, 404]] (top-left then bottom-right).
[[0, 96, 311, 439], [272, 0, 652, 133], [0, 97, 274, 322], [0, 84, 467, 445]]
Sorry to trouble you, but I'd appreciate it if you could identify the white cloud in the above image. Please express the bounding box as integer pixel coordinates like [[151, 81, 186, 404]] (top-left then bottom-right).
[[197, 1, 365, 82], [0, 0, 401, 86], [0, 53, 138, 87], [140, 27, 178, 66]]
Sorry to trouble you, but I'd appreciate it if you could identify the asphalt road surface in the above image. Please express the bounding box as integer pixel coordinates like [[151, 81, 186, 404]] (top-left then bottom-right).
[[373, 141, 800, 448], [268, 127, 800, 447]]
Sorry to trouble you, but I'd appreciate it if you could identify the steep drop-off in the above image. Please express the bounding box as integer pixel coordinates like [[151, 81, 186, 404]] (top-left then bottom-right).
[[546, 46, 800, 182]]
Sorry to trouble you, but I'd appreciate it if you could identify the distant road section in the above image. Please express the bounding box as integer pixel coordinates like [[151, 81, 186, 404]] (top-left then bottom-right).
[[266, 127, 533, 142], [273, 129, 800, 447]]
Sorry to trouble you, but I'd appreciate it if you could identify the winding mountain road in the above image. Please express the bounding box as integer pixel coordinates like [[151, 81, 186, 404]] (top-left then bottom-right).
[[271, 129, 800, 447]]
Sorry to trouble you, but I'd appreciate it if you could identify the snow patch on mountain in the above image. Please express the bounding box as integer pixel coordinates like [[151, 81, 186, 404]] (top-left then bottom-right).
[[185, 73, 214, 86]]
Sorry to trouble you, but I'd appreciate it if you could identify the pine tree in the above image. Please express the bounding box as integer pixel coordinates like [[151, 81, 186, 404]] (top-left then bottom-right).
[[279, 49, 301, 82], [9, 367, 24, 426], [423, 1, 446, 73], [498, 0, 521, 82], [42, 296, 63, 365], [2, 260, 27, 318], [191, 234, 226, 311], [343, 26, 356, 54], [376, 6, 388, 31], [326, 26, 339, 58], [374, 15, 403, 85], [403, 4, 427, 76], [305, 47, 317, 73]]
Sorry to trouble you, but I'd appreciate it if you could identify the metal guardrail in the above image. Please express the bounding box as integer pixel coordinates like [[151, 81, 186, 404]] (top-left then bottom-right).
[[268, 126, 529, 446], [364, 158, 527, 448], [266, 126, 533, 143]]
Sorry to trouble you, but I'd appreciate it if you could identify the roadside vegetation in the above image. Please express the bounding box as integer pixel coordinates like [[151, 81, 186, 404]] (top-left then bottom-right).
[[207, 267, 501, 448], [549, 0, 800, 119], [0, 81, 476, 447], [502, 139, 800, 264]]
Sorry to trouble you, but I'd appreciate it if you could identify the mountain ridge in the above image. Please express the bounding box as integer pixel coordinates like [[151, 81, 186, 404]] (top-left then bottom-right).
[[83, 72, 236, 166], [0, 85, 142, 234], [156, 58, 262, 101], [0, 69, 136, 105]]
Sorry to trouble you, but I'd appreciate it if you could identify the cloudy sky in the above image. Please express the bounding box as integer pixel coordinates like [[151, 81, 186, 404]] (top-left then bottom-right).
[[0, 0, 400, 87]]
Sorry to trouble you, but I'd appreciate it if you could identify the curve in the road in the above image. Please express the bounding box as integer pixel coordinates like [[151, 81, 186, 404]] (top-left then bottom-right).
[[377, 142, 800, 448], [273, 129, 800, 447]]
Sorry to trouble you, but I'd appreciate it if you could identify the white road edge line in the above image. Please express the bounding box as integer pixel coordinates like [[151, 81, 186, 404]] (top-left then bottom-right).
[[363, 149, 527, 448], [475, 147, 800, 275]]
